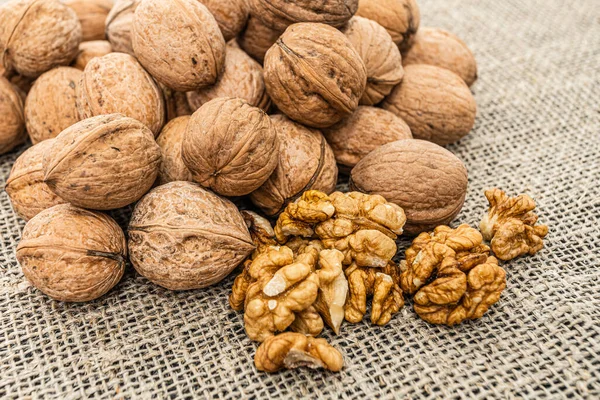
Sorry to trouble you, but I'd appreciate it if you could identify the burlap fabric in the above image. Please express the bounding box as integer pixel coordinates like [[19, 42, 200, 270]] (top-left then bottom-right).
[[1, 0, 599, 398]]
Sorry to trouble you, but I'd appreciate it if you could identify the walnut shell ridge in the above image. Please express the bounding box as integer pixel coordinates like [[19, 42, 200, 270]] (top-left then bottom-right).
[[64, 0, 113, 41], [104, 0, 139, 55], [0, 76, 26, 154], [237, 16, 283, 64], [199, 0, 248, 42], [156, 116, 192, 185], [72, 40, 113, 70]]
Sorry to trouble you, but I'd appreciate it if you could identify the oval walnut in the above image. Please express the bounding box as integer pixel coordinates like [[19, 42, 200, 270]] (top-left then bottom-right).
[[0, 76, 26, 154]]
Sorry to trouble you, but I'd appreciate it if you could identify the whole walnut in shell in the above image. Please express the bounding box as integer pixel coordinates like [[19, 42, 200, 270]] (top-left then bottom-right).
[[6, 139, 66, 221], [0, 0, 82, 77], [182, 97, 278, 197], [72, 40, 113, 70], [323, 106, 412, 173], [237, 16, 283, 64], [0, 76, 26, 154], [250, 115, 338, 216], [64, 0, 113, 41], [76, 52, 165, 136], [16, 204, 126, 302], [132, 0, 226, 91], [104, 0, 139, 55], [43, 114, 161, 210], [264, 23, 367, 128], [382, 64, 477, 146], [128, 181, 254, 290], [155, 116, 192, 185], [350, 139, 468, 235], [25, 67, 82, 144], [199, 0, 248, 42]]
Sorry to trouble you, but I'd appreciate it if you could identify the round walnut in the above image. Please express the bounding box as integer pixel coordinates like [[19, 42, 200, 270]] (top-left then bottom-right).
[[250, 114, 338, 216], [16, 204, 126, 302], [182, 97, 279, 197], [104, 0, 139, 55], [76, 52, 165, 136], [403, 27, 478, 87], [323, 106, 412, 173], [350, 139, 468, 234], [64, 0, 113, 41], [132, 0, 226, 91], [0, 0, 82, 78], [264, 23, 367, 128], [342, 16, 404, 106], [156, 116, 192, 185], [128, 181, 255, 290], [72, 40, 113, 70], [25, 67, 82, 144], [237, 16, 283, 64], [199, 0, 248, 42], [382, 65, 476, 146], [0, 76, 26, 154], [43, 114, 161, 210]]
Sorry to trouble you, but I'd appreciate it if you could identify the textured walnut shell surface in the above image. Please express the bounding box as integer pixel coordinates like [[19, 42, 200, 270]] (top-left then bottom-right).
[[128, 181, 254, 290], [0, 0, 82, 78], [43, 114, 161, 210], [76, 52, 165, 136], [199, 0, 248, 42], [323, 106, 412, 173], [156, 116, 192, 185], [0, 76, 26, 154], [16, 204, 126, 302], [350, 139, 467, 235], [342, 16, 404, 106], [64, 0, 113, 41], [132, 0, 226, 91], [403, 27, 478, 87], [72, 40, 113, 70], [237, 16, 283, 64], [250, 114, 338, 216], [182, 97, 279, 197], [382, 64, 476, 146], [264, 23, 367, 128], [104, 0, 139, 55], [24, 66, 82, 144]]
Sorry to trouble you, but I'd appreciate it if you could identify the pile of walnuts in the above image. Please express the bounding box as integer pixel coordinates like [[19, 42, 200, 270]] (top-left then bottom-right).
[[1, 0, 548, 373]]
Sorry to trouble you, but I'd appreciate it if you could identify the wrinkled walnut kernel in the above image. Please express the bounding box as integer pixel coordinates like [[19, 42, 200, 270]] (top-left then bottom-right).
[[313, 249, 348, 334]]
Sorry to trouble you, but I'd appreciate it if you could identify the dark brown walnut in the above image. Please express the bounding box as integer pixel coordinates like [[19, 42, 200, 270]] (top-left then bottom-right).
[[64, 0, 113, 41], [43, 114, 161, 210], [6, 139, 66, 221], [250, 114, 338, 216], [356, 0, 420, 52], [0, 76, 26, 154], [132, 0, 226, 91], [342, 16, 404, 106], [263, 23, 367, 128], [15, 204, 126, 302], [72, 40, 113, 70], [24, 67, 82, 144], [104, 0, 139, 55], [128, 181, 254, 290], [182, 97, 279, 197], [382, 64, 477, 146], [403, 27, 478, 87], [76, 52, 165, 136], [323, 106, 412, 173], [161, 84, 192, 122], [350, 139, 468, 235], [155, 116, 192, 185], [199, 0, 248, 42], [237, 16, 283, 64]]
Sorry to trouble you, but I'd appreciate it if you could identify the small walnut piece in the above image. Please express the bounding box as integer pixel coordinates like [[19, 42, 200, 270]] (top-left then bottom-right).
[[255, 332, 344, 373], [155, 116, 193, 185], [64, 0, 113, 41], [356, 0, 420, 51], [241, 210, 278, 254], [0, 76, 26, 154], [237, 16, 283, 64], [198, 0, 248, 42], [104, 0, 139, 55], [72, 40, 113, 70], [289, 305, 324, 337], [326, 229, 398, 269], [15, 204, 126, 302], [313, 249, 347, 334]]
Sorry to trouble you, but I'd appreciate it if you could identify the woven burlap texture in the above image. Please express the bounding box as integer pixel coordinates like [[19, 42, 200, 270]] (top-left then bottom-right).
[[1, 0, 599, 398]]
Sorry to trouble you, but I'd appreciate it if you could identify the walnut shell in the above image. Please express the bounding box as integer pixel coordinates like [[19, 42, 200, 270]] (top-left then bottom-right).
[[64, 0, 113, 41], [199, 0, 248, 42], [6, 139, 66, 221], [43, 114, 161, 210], [128, 181, 254, 290], [323, 106, 412, 173], [0, 0, 82, 77], [72, 40, 113, 70], [382, 65, 476, 146], [237, 16, 283, 64], [104, 0, 139, 55], [182, 97, 279, 197], [403, 27, 478, 87], [132, 0, 226, 91], [0, 76, 26, 154], [187, 43, 270, 112], [264, 23, 367, 128], [156, 116, 192, 185], [247, 0, 358, 31], [16, 204, 126, 302], [250, 114, 338, 216], [24, 66, 82, 144], [350, 139, 467, 234], [76, 52, 165, 136], [161, 84, 192, 122]]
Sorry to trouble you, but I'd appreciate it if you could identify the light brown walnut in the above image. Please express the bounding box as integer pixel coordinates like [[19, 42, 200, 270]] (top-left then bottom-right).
[[64, 0, 113, 41], [237, 16, 283, 64], [355, 0, 420, 51], [72, 40, 112, 70], [241, 210, 278, 255], [289, 306, 324, 337], [0, 76, 26, 154], [199, 0, 248, 42], [155, 116, 193, 185], [104, 0, 139, 55], [161, 84, 192, 122], [328, 230, 397, 269], [313, 249, 347, 334]]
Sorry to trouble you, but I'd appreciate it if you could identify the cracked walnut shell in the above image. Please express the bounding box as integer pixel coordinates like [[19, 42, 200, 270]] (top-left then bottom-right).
[[199, 0, 248, 42], [72, 40, 113, 70], [155, 116, 192, 185], [104, 0, 139, 55], [64, 0, 113, 41], [0, 76, 26, 155]]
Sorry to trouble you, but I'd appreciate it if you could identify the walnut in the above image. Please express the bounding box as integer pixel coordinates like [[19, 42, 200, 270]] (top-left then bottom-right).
[[155, 116, 192, 185], [382, 64, 477, 146], [350, 139, 468, 235], [313, 249, 347, 334], [24, 67, 82, 144], [72, 40, 112, 70], [0, 0, 82, 77], [263, 23, 367, 128], [0, 76, 26, 155], [250, 115, 338, 216], [76, 52, 165, 136], [181, 97, 279, 197], [161, 84, 192, 122], [15, 204, 126, 302], [289, 306, 324, 337], [132, 0, 226, 91], [342, 17, 404, 106], [327, 230, 397, 269], [64, 0, 113, 41], [104, 0, 139, 55], [241, 210, 278, 254], [128, 181, 254, 290], [199, 0, 248, 42], [403, 27, 478, 87], [237, 16, 283, 64], [480, 188, 549, 261], [323, 106, 412, 173], [254, 332, 343, 373], [43, 114, 161, 210], [6, 139, 66, 221]]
